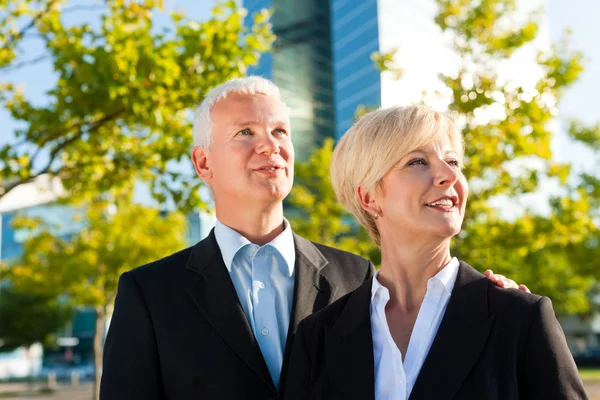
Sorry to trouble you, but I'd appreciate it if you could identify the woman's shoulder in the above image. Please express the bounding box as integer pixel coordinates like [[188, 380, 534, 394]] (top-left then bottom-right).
[[484, 274, 553, 323], [458, 261, 550, 322]]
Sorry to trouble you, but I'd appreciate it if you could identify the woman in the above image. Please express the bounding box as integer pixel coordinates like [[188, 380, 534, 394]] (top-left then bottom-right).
[[283, 105, 586, 399]]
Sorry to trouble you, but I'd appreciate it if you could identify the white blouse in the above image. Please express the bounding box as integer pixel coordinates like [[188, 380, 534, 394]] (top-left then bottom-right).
[[370, 258, 460, 400]]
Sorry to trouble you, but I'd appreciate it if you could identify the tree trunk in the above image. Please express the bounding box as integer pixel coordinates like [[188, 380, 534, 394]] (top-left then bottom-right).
[[26, 345, 34, 388], [93, 308, 105, 400]]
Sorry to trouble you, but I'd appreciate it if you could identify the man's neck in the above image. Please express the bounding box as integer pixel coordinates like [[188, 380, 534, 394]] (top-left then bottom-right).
[[215, 203, 286, 246]]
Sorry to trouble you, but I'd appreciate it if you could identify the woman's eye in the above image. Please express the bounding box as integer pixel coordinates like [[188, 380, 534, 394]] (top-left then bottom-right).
[[447, 159, 463, 168], [238, 129, 252, 136], [408, 158, 427, 166], [274, 128, 287, 135]]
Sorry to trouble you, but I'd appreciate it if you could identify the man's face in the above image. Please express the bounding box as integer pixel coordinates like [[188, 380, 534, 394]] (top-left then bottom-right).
[[192, 93, 294, 208]]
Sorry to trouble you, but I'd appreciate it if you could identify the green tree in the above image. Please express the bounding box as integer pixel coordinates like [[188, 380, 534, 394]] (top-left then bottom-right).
[[0, 0, 274, 210], [0, 287, 72, 381], [0, 286, 72, 350], [2, 200, 186, 399], [432, 0, 598, 314]]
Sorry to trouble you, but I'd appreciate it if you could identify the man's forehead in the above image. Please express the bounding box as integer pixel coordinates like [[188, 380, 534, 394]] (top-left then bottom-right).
[[231, 118, 290, 127], [212, 91, 282, 108], [211, 93, 289, 123]]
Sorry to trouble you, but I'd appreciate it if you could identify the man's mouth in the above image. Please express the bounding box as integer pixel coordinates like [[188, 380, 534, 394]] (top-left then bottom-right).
[[254, 165, 285, 174]]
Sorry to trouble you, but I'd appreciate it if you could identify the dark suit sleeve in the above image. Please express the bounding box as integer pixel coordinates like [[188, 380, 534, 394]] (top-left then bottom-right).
[[519, 296, 588, 399], [283, 320, 312, 400], [100, 272, 163, 400]]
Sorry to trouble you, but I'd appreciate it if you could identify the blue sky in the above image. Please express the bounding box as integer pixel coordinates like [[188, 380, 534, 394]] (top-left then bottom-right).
[[1, 0, 598, 170], [547, 0, 600, 168]]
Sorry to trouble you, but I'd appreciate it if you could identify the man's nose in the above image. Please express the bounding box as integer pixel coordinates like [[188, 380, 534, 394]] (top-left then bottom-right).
[[256, 133, 280, 155]]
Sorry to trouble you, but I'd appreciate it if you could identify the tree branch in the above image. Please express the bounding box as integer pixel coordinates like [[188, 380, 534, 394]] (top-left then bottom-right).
[[0, 53, 50, 72], [0, 108, 125, 200], [34, 108, 125, 173], [1, 0, 58, 52]]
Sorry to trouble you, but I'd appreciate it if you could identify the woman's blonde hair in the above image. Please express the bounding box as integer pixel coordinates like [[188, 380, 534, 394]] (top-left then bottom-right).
[[330, 104, 464, 245]]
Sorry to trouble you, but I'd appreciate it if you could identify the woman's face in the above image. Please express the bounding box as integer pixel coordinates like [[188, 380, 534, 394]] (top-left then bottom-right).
[[372, 134, 468, 244]]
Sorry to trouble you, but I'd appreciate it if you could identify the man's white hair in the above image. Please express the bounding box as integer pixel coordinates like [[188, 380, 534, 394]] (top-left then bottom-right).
[[192, 76, 284, 149]]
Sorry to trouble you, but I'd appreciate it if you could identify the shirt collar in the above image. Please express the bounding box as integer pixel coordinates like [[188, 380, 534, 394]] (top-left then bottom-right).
[[432, 257, 460, 294], [214, 218, 296, 277], [371, 257, 460, 303]]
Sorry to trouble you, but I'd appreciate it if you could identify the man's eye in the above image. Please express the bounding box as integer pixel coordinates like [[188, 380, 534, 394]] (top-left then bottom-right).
[[238, 129, 252, 136], [274, 128, 287, 135]]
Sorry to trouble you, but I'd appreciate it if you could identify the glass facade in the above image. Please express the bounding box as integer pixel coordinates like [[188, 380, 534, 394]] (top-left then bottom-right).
[[0, 205, 210, 263], [331, 0, 381, 139], [0, 204, 85, 263], [245, 0, 336, 160], [245, 0, 273, 78]]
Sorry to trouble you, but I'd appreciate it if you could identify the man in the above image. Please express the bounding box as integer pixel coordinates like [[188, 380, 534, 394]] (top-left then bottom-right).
[[100, 77, 525, 399]]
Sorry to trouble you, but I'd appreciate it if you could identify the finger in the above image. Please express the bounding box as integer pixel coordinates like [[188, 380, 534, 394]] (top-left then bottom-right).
[[519, 284, 531, 293], [502, 278, 518, 289], [495, 276, 506, 287], [484, 269, 494, 278]]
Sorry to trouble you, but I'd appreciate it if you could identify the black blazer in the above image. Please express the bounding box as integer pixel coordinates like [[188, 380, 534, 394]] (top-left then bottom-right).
[[100, 229, 374, 400], [284, 261, 587, 400]]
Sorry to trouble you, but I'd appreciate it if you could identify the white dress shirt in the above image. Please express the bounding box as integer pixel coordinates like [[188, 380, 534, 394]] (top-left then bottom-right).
[[214, 219, 296, 388], [370, 257, 460, 400]]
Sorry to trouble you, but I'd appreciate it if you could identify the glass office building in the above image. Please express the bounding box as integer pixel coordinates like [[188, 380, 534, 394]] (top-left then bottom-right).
[[0, 204, 85, 262], [330, 0, 381, 139], [245, 0, 339, 160]]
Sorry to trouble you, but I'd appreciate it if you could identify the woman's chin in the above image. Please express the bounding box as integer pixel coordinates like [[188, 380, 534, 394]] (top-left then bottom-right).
[[430, 223, 462, 239]]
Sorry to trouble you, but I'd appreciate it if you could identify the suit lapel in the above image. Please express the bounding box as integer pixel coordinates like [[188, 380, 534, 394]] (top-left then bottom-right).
[[184, 231, 275, 393], [280, 234, 337, 391], [288, 233, 338, 334], [325, 278, 375, 399], [410, 262, 495, 399]]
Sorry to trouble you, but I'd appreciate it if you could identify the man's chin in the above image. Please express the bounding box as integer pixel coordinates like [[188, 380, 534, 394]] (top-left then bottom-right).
[[252, 185, 292, 202]]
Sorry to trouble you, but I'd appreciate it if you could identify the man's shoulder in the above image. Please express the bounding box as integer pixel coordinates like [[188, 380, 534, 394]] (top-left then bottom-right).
[[309, 240, 370, 263], [125, 246, 194, 282], [300, 237, 374, 277]]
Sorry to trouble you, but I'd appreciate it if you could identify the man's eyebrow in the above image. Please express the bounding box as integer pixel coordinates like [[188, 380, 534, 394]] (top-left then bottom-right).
[[232, 120, 289, 127], [233, 120, 260, 127]]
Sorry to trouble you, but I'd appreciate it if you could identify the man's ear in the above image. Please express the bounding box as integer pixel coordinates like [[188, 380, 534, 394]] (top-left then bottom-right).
[[192, 146, 212, 181]]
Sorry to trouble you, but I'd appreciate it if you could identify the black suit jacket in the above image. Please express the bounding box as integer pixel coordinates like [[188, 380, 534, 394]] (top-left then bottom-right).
[[284, 261, 587, 400], [100, 229, 374, 400]]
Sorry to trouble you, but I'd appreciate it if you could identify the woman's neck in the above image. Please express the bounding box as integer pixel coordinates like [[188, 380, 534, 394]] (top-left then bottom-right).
[[377, 238, 452, 313]]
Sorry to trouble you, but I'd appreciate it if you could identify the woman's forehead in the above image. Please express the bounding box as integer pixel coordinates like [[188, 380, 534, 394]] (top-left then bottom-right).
[[409, 133, 462, 154]]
